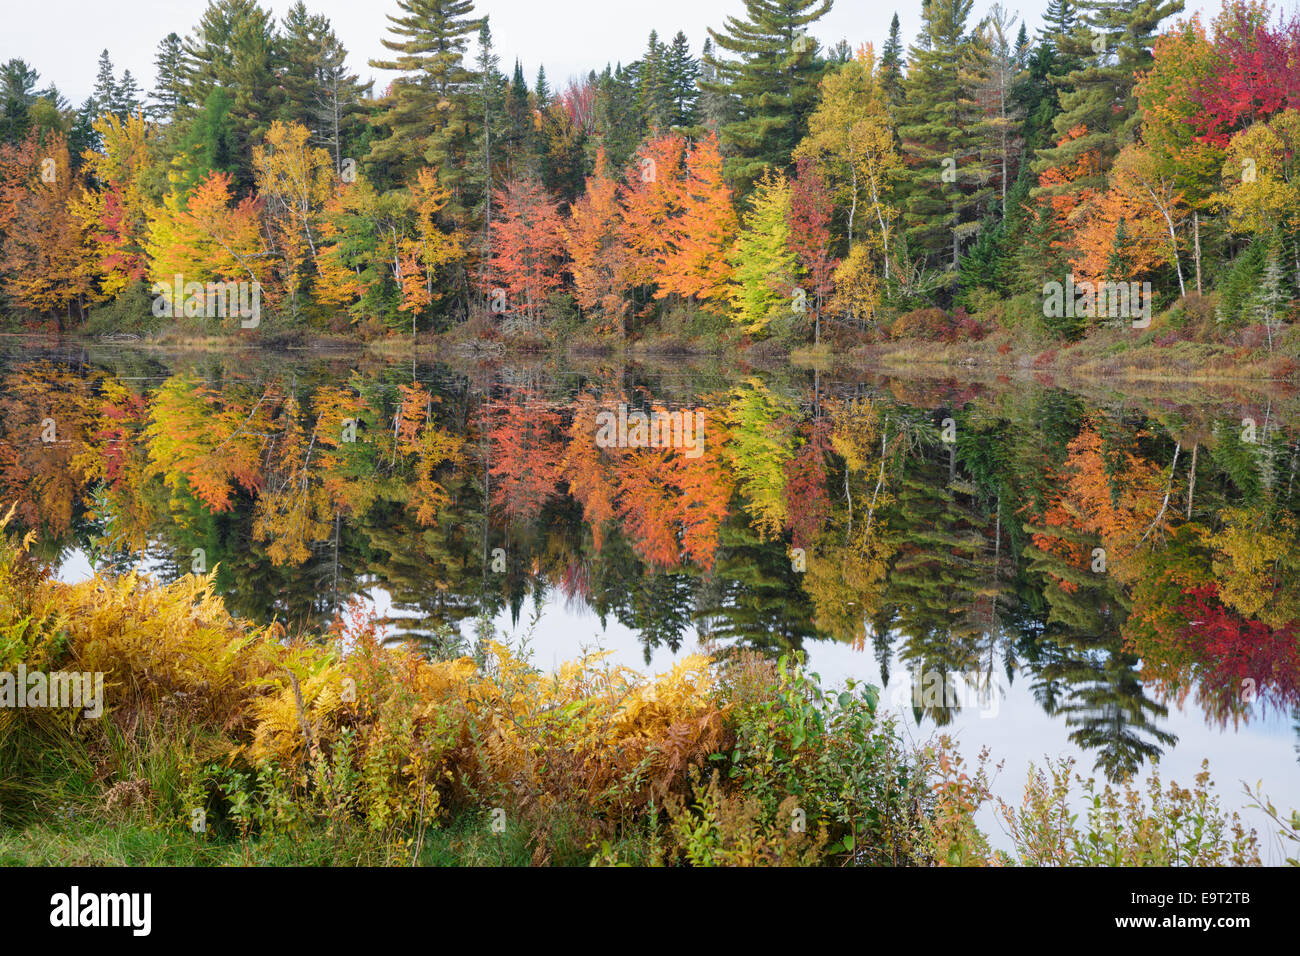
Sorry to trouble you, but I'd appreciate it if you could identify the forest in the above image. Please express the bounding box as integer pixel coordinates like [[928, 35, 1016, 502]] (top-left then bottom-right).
[[2, 0, 1300, 876], [0, 0, 1297, 367]]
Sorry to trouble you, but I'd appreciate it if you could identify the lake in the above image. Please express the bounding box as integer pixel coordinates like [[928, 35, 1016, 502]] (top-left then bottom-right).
[[3, 341, 1298, 858]]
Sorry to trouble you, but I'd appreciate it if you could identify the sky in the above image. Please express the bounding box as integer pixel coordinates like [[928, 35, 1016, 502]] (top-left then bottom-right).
[[0, 0, 1224, 109]]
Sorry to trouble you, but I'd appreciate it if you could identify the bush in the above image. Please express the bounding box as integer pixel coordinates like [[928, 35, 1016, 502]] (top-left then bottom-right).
[[890, 307, 953, 340], [83, 281, 164, 337]]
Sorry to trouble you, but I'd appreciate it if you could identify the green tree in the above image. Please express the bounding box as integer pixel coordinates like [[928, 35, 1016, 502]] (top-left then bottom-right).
[[1031, 0, 1184, 203], [703, 0, 833, 191], [729, 172, 799, 336], [367, 0, 484, 201], [897, 0, 989, 279]]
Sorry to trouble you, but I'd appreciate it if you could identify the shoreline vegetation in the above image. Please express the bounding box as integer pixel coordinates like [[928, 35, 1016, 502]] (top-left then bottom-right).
[[0, 511, 1293, 866], [3, 323, 1298, 388]]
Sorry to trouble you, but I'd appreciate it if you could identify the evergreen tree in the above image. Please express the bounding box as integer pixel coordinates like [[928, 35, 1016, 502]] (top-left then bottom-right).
[[150, 33, 187, 122], [469, 20, 506, 266], [115, 70, 143, 117], [963, 3, 1026, 215], [367, 0, 484, 197], [593, 63, 641, 169], [0, 59, 47, 143], [694, 38, 735, 137], [702, 0, 833, 191], [92, 50, 117, 117], [503, 60, 534, 178], [1031, 0, 1184, 201], [174, 87, 239, 194], [897, 0, 989, 280], [179, 0, 283, 190], [1040, 0, 1079, 50], [279, 2, 371, 171], [880, 12, 905, 110], [638, 31, 672, 132], [664, 31, 700, 129]]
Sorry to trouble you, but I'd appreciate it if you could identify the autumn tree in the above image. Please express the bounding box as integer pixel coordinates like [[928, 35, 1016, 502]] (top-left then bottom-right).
[[728, 170, 798, 335], [484, 176, 565, 329], [564, 147, 629, 328]]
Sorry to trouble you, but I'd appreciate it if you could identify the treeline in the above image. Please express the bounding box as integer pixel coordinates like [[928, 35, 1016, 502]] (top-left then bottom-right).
[[0, 0, 1297, 347]]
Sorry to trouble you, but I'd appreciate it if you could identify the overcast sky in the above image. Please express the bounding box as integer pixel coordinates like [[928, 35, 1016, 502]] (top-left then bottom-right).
[[3, 0, 1224, 107]]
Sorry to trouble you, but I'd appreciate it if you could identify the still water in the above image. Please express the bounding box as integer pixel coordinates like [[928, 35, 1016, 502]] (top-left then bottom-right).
[[5, 343, 1298, 857]]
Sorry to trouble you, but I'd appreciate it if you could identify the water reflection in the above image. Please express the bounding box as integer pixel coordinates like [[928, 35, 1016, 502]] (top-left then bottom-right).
[[3, 345, 1299, 783]]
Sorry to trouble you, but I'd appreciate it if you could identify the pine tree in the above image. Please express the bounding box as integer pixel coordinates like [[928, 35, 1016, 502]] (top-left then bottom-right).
[[897, 0, 989, 280], [1031, 0, 1184, 202], [702, 0, 833, 191], [150, 34, 187, 122], [279, 3, 370, 172], [367, 0, 485, 196], [963, 3, 1026, 215], [0, 60, 47, 144], [1040, 0, 1079, 49], [179, 0, 283, 190]]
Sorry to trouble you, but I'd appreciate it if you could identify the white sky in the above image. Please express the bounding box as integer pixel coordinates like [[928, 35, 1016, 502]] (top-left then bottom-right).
[[0, 0, 1224, 108]]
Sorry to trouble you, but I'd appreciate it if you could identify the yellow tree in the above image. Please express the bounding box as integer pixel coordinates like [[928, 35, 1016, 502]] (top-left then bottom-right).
[[397, 167, 463, 321], [145, 171, 266, 322], [0, 133, 98, 324], [1215, 109, 1300, 240], [796, 43, 902, 290], [68, 113, 157, 297], [252, 121, 336, 318]]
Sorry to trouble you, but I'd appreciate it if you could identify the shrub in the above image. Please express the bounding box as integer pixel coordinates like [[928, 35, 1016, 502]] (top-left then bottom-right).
[[890, 307, 952, 340]]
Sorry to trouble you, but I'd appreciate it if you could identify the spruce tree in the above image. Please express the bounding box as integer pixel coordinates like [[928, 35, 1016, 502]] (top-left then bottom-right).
[[503, 60, 534, 177], [115, 70, 142, 117], [664, 31, 700, 129], [638, 31, 672, 132], [92, 50, 117, 117], [593, 63, 641, 169], [879, 13, 905, 110], [702, 0, 832, 190]]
